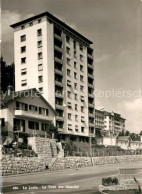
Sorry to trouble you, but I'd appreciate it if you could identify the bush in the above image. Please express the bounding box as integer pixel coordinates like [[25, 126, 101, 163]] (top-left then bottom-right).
[[102, 177, 119, 186]]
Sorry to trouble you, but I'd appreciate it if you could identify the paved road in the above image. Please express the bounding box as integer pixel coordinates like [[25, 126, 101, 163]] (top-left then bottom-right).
[[1, 161, 142, 194]]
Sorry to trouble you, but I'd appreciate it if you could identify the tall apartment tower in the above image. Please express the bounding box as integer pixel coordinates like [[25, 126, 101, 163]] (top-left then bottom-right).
[[11, 12, 95, 142]]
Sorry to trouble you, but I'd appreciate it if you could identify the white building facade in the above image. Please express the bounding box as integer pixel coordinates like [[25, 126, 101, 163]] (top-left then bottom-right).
[[11, 12, 95, 142]]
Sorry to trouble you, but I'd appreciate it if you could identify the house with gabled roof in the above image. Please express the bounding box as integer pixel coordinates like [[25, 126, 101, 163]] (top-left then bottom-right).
[[1, 88, 56, 137]]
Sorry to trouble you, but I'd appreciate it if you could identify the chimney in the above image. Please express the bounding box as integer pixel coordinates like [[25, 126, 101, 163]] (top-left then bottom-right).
[[7, 85, 13, 95]]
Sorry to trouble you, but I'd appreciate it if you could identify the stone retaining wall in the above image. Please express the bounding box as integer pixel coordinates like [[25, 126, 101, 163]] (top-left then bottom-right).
[[51, 155, 142, 170], [1, 155, 142, 176]]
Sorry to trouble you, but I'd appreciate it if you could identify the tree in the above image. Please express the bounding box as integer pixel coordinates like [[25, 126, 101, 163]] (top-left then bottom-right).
[[125, 130, 130, 136], [45, 123, 58, 139], [1, 57, 15, 93]]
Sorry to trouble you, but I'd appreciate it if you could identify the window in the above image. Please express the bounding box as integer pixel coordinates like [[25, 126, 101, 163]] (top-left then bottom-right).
[[80, 44, 83, 51], [75, 125, 79, 132], [67, 58, 70, 65], [21, 57, 26, 64], [74, 61, 77, 69], [39, 87, 43, 93], [80, 75, 84, 82], [75, 115, 78, 121], [75, 104, 78, 111], [80, 85, 84, 92], [21, 25, 25, 30], [74, 51, 77, 58], [68, 113, 71, 120], [66, 36, 70, 43], [38, 76, 43, 83], [21, 68, 27, 75], [41, 123, 49, 131], [66, 47, 70, 55], [39, 107, 42, 114], [68, 124, 72, 131], [68, 102, 72, 109], [73, 40, 76, 50], [67, 91, 71, 98], [37, 29, 42, 36], [37, 40, 42, 48], [81, 106, 84, 113], [74, 93, 77, 100], [21, 80, 27, 86], [81, 116, 85, 122], [74, 72, 77, 79], [29, 22, 33, 26], [28, 121, 39, 130], [1, 118, 5, 127], [74, 83, 77, 90], [38, 19, 42, 23], [67, 80, 71, 87], [81, 126, 84, 133], [81, 96, 84, 102], [38, 64, 43, 71], [80, 65, 83, 72], [80, 54, 84, 62], [46, 109, 49, 116], [21, 35, 26, 42], [38, 52, 43, 60], [21, 46, 26, 53], [67, 69, 71, 76]]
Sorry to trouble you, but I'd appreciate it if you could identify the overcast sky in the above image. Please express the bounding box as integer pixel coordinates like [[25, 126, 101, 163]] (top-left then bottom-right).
[[1, 0, 142, 133]]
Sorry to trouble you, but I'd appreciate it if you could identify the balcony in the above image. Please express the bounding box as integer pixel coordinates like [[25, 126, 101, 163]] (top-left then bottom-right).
[[54, 45, 63, 53], [89, 113, 94, 118], [88, 73, 94, 79], [54, 34, 62, 41], [88, 64, 94, 69], [55, 57, 63, 64], [58, 128, 64, 133], [87, 53, 93, 60], [88, 103, 95, 108], [89, 123, 95, 127], [56, 115, 64, 122], [55, 69, 63, 76], [55, 80, 63, 87], [88, 93, 94, 98], [89, 133, 95, 137], [56, 104, 64, 110], [88, 83, 94, 89], [15, 110, 53, 121]]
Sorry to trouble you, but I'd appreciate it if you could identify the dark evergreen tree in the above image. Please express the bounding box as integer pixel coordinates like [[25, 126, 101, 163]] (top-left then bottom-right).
[[1, 57, 15, 93]]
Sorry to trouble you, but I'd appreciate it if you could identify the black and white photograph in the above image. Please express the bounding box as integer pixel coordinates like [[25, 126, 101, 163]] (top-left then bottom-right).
[[0, 0, 142, 193]]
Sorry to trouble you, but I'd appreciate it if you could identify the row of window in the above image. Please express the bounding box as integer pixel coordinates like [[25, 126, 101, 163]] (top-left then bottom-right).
[[21, 19, 42, 30], [67, 59, 84, 71], [21, 29, 42, 42], [16, 101, 49, 116], [21, 52, 43, 64], [21, 41, 42, 54], [67, 102, 85, 112], [67, 69, 84, 81], [66, 47, 84, 61], [66, 36, 84, 52], [28, 121, 49, 131], [68, 113, 85, 122], [66, 92, 85, 102], [68, 124, 85, 133], [21, 75, 43, 86]]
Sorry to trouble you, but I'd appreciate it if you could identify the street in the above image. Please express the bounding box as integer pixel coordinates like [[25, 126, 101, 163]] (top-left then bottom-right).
[[1, 160, 142, 194]]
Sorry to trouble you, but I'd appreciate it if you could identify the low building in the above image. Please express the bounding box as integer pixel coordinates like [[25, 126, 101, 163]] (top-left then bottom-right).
[[104, 111, 125, 135], [1, 88, 56, 137], [95, 109, 105, 137]]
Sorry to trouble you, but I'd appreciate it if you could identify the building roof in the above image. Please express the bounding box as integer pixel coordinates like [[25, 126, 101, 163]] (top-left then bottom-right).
[[117, 136, 131, 141], [10, 11, 93, 45], [139, 131, 142, 136], [1, 88, 56, 113]]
